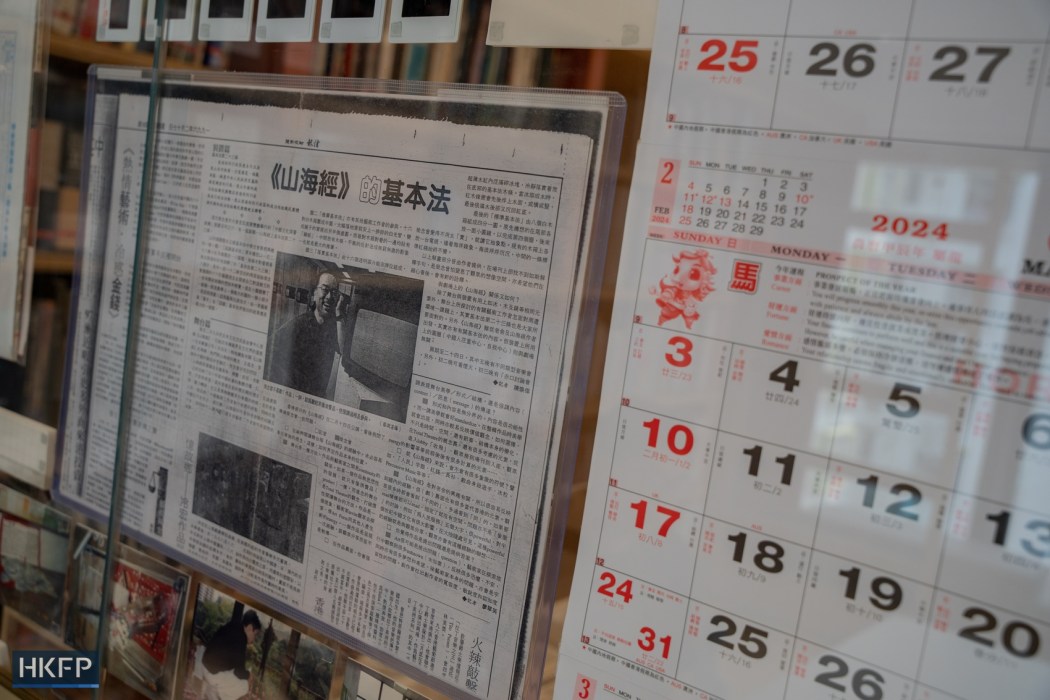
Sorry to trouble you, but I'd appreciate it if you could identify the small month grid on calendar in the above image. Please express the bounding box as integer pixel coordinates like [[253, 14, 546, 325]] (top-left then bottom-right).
[[557, 2, 1050, 698]]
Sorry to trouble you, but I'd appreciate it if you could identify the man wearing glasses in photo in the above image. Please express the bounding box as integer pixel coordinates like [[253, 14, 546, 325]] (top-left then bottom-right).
[[268, 272, 353, 398]]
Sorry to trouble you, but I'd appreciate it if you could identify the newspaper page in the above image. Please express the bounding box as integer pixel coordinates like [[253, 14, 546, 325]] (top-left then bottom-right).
[[556, 1, 1050, 699], [59, 91, 595, 700], [0, 0, 40, 362], [60, 91, 120, 503]]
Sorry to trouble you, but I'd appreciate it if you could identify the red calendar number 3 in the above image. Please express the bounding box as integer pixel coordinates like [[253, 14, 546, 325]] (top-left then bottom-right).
[[575, 674, 595, 699], [697, 39, 759, 72], [665, 336, 693, 367]]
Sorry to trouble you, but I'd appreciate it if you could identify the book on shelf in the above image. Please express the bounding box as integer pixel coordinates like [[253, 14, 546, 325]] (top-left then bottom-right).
[[279, 41, 330, 75], [37, 121, 62, 193], [358, 41, 379, 78], [50, 0, 80, 35], [21, 297, 57, 423], [34, 120, 68, 253], [166, 39, 207, 66], [327, 42, 347, 76], [426, 40, 460, 83], [463, 0, 489, 83], [482, 43, 509, 85], [38, 69, 84, 253], [200, 40, 225, 68], [347, 42, 367, 78], [19, 276, 70, 427], [76, 0, 98, 39], [507, 46, 541, 87], [400, 43, 430, 81], [376, 29, 400, 80]]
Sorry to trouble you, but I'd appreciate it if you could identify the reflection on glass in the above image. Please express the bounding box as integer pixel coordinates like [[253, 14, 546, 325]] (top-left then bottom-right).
[[840, 161, 1050, 558], [851, 163, 995, 221], [993, 172, 1039, 271]]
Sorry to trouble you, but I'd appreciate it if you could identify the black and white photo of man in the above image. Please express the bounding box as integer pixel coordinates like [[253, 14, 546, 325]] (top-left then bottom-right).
[[267, 272, 351, 398], [264, 253, 424, 423]]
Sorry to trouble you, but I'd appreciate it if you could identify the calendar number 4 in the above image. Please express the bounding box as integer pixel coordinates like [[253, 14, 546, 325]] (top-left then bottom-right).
[[769, 360, 800, 392]]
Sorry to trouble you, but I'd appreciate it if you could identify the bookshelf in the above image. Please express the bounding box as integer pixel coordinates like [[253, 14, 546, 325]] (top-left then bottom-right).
[[38, 32, 203, 276]]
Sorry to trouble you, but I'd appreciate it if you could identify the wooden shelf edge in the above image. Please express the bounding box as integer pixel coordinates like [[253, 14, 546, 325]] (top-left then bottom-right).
[[48, 32, 200, 71]]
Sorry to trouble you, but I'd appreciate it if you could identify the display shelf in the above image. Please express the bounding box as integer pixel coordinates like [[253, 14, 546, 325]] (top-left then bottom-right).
[[48, 32, 199, 70], [0, 608, 65, 651], [33, 249, 75, 275]]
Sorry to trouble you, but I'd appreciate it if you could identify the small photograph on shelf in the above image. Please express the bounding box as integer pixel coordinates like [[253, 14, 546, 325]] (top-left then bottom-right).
[[255, 0, 317, 41], [145, 0, 197, 41], [66, 526, 189, 700], [198, 0, 255, 40], [401, 0, 451, 17], [319, 0, 384, 42], [206, 0, 251, 17], [98, 0, 145, 40], [0, 483, 71, 636], [184, 582, 337, 700], [160, 0, 190, 18], [265, 0, 309, 19], [331, 0, 377, 17], [341, 655, 427, 700], [388, 0, 462, 42], [263, 252, 424, 424], [193, 433, 312, 563]]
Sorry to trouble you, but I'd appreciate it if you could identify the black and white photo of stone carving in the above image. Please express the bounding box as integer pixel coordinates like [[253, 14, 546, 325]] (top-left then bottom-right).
[[192, 433, 312, 563]]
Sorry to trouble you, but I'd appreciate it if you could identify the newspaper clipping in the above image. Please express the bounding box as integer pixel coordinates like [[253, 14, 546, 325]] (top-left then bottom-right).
[[60, 91, 595, 700]]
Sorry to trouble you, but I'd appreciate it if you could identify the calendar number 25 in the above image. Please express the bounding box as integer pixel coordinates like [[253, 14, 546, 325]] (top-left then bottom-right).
[[697, 39, 758, 72]]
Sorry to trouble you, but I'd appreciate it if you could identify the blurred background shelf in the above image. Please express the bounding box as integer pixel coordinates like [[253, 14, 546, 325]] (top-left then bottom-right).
[[33, 250, 75, 275]]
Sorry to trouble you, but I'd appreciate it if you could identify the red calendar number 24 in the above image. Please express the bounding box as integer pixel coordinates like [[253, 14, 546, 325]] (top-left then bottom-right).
[[697, 39, 759, 72]]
